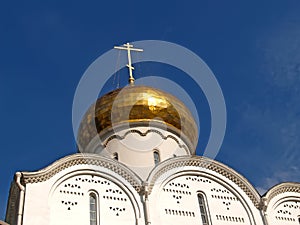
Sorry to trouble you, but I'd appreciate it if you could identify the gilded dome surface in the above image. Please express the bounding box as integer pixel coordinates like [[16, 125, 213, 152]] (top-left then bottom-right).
[[77, 85, 198, 151]]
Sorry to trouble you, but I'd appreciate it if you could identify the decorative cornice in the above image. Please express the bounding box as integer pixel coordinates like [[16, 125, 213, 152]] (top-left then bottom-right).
[[21, 154, 143, 192], [146, 156, 261, 208], [264, 182, 300, 206], [18, 153, 300, 210]]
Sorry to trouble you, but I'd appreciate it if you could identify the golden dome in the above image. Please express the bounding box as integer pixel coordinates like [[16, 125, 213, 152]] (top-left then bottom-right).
[[77, 85, 198, 151]]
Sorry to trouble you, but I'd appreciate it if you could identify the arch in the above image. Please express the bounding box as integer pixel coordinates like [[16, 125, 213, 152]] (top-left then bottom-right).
[[48, 169, 143, 225], [89, 191, 99, 225], [22, 153, 143, 193], [149, 171, 257, 225], [264, 182, 300, 206], [153, 150, 160, 165], [197, 192, 210, 225], [146, 155, 261, 208]]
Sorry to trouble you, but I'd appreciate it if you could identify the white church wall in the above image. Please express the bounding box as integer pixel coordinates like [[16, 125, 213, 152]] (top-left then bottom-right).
[[264, 183, 300, 225], [148, 157, 264, 225], [102, 127, 191, 179], [49, 169, 141, 225], [22, 181, 51, 225], [8, 152, 300, 225], [20, 155, 144, 225]]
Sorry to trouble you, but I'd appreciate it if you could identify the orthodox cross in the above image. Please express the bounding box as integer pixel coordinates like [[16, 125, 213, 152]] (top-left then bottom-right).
[[114, 42, 143, 85]]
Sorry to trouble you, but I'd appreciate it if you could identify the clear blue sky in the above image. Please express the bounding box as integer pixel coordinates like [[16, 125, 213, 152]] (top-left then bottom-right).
[[1, 0, 300, 219]]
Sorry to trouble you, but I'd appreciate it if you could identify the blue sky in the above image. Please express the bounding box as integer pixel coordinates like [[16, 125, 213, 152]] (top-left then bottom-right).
[[1, 0, 300, 219]]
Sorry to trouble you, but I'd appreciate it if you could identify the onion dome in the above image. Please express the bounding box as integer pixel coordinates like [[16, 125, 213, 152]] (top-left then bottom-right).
[[77, 85, 198, 152]]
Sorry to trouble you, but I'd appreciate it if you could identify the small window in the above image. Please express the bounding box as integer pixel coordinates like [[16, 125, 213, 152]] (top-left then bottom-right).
[[197, 193, 210, 225], [298, 216, 300, 224], [153, 150, 160, 165], [113, 152, 118, 160], [89, 192, 98, 225]]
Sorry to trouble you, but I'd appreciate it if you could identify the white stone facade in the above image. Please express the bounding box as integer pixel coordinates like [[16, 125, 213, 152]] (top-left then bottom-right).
[[6, 150, 300, 225], [264, 183, 300, 224]]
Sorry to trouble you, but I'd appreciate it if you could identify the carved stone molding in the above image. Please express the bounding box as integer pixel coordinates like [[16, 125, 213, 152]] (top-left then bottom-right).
[[147, 156, 261, 208], [21, 154, 143, 193], [264, 182, 300, 205], [20, 153, 300, 210]]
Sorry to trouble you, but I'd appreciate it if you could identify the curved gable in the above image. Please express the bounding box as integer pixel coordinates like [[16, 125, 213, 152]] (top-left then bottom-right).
[[21, 153, 142, 192], [147, 155, 261, 207], [263, 182, 300, 225]]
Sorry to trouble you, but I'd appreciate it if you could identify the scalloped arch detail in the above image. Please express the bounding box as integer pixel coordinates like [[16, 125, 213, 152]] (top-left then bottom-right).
[[103, 129, 190, 154]]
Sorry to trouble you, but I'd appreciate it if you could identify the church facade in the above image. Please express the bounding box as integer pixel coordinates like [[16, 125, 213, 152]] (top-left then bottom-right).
[[4, 44, 300, 225]]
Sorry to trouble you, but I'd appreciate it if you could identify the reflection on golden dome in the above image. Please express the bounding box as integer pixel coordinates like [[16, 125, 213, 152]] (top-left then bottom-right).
[[77, 85, 198, 151]]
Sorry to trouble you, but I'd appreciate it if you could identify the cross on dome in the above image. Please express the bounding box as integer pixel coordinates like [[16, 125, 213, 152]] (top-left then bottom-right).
[[114, 42, 143, 85]]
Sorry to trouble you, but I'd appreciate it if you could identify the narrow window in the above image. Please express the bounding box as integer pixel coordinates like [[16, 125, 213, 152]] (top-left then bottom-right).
[[153, 150, 160, 165], [89, 193, 98, 225], [298, 216, 300, 224], [198, 193, 210, 225], [113, 152, 118, 160]]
